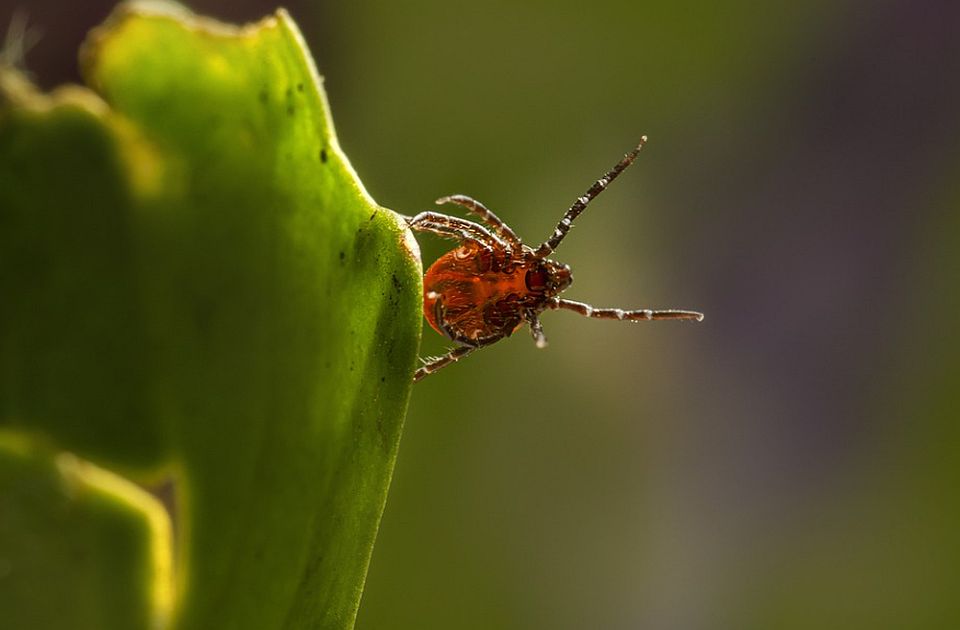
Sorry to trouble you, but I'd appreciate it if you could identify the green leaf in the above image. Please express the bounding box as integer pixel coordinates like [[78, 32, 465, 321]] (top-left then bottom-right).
[[0, 430, 174, 630], [0, 2, 422, 628]]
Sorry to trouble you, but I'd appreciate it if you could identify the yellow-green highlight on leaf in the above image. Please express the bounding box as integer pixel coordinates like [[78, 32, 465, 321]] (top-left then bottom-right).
[[0, 430, 173, 630], [1, 1, 423, 628]]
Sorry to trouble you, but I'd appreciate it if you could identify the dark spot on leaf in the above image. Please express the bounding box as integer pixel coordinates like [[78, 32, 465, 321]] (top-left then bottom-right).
[[376, 414, 385, 441], [258, 89, 268, 104], [369, 210, 377, 221], [320, 148, 328, 163], [339, 250, 345, 263], [287, 105, 295, 116], [300, 553, 325, 586], [297, 82, 304, 92], [380, 376, 385, 383], [391, 273, 401, 292]]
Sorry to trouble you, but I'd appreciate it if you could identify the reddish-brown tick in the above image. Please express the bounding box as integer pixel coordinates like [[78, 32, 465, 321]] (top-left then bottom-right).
[[407, 137, 703, 382]]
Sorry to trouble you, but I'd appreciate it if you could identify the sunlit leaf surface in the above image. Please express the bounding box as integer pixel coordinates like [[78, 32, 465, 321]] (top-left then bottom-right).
[[0, 2, 422, 628]]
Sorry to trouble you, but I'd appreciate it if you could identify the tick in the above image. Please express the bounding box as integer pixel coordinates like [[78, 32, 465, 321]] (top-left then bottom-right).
[[407, 137, 704, 382]]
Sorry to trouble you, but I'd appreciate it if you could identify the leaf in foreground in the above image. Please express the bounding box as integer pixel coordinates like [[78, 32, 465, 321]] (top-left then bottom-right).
[[0, 2, 422, 628]]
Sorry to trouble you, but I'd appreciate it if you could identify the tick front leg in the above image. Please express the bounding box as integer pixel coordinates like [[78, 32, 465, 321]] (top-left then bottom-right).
[[549, 298, 704, 322], [413, 345, 477, 382], [534, 138, 648, 258], [436, 195, 523, 250], [407, 211, 508, 251]]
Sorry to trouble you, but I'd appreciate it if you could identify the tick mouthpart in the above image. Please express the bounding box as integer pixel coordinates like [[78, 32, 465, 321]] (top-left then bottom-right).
[[548, 262, 573, 293]]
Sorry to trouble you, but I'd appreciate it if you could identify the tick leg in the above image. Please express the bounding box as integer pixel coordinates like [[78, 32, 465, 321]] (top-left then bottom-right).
[[534, 137, 648, 259], [433, 296, 476, 343], [407, 211, 508, 251], [436, 195, 523, 250], [413, 345, 476, 382], [525, 311, 548, 348], [549, 298, 704, 322]]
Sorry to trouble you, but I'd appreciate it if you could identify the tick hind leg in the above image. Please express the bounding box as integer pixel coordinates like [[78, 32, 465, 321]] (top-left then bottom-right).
[[549, 298, 704, 322], [436, 195, 523, 250], [414, 345, 476, 382], [407, 211, 508, 252]]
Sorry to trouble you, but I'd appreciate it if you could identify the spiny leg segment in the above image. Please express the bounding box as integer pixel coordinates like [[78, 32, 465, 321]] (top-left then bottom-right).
[[436, 195, 523, 250], [549, 298, 704, 322], [407, 211, 509, 251], [414, 345, 476, 382], [534, 136, 648, 259]]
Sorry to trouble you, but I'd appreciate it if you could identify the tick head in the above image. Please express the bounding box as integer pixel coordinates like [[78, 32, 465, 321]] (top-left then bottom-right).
[[526, 259, 572, 296]]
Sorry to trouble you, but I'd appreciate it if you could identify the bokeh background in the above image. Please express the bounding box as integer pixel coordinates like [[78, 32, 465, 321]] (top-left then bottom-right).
[[5, 0, 960, 628]]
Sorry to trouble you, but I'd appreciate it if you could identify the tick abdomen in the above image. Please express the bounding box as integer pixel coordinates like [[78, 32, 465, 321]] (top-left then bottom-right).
[[423, 243, 533, 345]]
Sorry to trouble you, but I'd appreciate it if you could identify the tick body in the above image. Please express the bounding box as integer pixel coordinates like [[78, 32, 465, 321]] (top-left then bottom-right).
[[409, 137, 703, 382], [422, 242, 571, 346]]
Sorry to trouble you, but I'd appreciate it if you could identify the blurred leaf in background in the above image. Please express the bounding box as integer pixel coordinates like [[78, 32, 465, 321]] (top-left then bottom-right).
[[0, 431, 173, 629]]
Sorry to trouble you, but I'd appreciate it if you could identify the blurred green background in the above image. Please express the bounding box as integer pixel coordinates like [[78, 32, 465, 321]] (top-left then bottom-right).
[[6, 0, 960, 627]]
